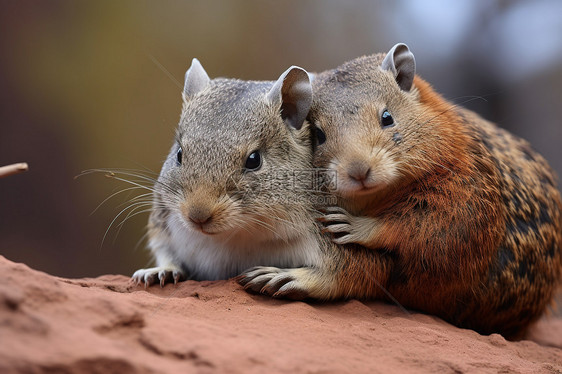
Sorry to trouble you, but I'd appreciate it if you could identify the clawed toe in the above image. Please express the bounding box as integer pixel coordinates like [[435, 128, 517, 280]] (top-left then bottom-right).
[[332, 235, 354, 245], [172, 270, 183, 284], [144, 272, 158, 288], [158, 270, 173, 287], [261, 274, 294, 296], [318, 213, 349, 223], [244, 273, 278, 292], [237, 267, 311, 300], [323, 223, 351, 234], [131, 267, 186, 288], [273, 281, 309, 300], [324, 206, 349, 214]]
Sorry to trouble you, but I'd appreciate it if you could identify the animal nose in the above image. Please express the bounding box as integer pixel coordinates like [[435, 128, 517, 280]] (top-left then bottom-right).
[[188, 206, 213, 226], [347, 161, 371, 183]]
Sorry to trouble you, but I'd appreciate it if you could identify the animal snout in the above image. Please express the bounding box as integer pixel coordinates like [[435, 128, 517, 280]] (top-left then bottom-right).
[[347, 160, 371, 183], [187, 206, 213, 226]]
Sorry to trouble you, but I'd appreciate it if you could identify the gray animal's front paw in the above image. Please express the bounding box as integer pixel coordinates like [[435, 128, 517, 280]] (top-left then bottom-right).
[[236, 266, 311, 300], [318, 206, 380, 246], [131, 266, 186, 288]]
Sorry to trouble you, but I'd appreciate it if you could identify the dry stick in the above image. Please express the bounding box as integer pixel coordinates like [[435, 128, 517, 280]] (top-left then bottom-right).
[[0, 163, 29, 178]]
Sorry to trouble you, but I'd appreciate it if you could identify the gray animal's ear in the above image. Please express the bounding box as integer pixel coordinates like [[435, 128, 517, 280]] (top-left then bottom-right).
[[381, 43, 416, 92], [267, 66, 312, 130], [183, 58, 210, 100]]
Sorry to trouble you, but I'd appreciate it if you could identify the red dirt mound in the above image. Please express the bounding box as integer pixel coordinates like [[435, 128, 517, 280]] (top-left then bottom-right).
[[0, 255, 560, 373]]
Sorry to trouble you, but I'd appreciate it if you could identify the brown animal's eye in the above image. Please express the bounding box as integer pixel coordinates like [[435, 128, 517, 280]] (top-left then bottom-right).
[[245, 150, 262, 171], [315, 126, 326, 145], [381, 110, 395, 128]]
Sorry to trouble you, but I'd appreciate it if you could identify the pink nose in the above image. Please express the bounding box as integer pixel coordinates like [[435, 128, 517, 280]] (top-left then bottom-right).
[[188, 207, 212, 226], [347, 161, 371, 183]]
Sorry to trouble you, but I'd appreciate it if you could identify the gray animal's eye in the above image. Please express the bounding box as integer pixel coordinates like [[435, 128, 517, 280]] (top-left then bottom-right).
[[176, 147, 183, 166], [244, 150, 262, 171], [381, 110, 395, 128]]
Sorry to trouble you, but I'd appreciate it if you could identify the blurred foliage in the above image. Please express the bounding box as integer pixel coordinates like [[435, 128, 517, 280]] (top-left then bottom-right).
[[1, 0, 561, 277]]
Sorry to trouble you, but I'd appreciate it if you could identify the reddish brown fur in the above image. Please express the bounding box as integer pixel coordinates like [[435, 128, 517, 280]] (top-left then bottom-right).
[[311, 58, 562, 338]]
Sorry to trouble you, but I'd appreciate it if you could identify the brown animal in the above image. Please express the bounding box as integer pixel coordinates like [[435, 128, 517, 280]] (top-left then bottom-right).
[[309, 43, 562, 337], [130, 50, 561, 338]]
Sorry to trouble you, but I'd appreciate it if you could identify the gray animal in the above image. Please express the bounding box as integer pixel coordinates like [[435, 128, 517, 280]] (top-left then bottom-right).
[[132, 60, 392, 298], [132, 48, 561, 338]]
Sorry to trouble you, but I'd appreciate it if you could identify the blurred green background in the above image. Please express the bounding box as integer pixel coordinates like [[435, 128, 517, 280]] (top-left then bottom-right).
[[1, 1, 561, 278]]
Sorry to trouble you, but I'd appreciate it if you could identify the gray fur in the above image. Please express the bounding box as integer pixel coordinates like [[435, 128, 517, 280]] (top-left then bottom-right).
[[133, 65, 324, 283], [267, 66, 313, 130], [381, 43, 416, 92], [183, 58, 211, 100], [134, 63, 392, 303]]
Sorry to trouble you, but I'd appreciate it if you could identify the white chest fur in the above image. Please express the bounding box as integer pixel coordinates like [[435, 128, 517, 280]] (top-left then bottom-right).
[[152, 213, 322, 280]]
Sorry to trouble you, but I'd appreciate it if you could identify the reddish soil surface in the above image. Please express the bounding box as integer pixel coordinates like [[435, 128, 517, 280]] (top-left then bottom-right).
[[1, 255, 561, 373]]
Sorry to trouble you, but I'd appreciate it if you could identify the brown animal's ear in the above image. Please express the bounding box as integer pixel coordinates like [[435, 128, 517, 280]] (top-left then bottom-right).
[[381, 43, 416, 92], [183, 58, 210, 100], [267, 66, 313, 130]]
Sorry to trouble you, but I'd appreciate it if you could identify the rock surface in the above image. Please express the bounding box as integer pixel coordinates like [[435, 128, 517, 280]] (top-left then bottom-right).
[[1, 255, 561, 374]]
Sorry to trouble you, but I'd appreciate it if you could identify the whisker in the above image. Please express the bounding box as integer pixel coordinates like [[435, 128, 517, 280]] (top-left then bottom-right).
[[116, 208, 154, 233], [148, 54, 183, 89], [134, 230, 151, 252], [90, 186, 149, 215], [78, 168, 180, 198]]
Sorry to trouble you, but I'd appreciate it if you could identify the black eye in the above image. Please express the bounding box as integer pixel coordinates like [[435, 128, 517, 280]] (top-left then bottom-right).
[[176, 147, 183, 166], [245, 150, 262, 171], [381, 110, 395, 128], [315, 126, 326, 145]]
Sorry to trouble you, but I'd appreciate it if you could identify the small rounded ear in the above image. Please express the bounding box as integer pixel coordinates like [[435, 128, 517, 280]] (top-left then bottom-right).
[[267, 66, 313, 130], [307, 72, 317, 83], [183, 58, 210, 100], [381, 43, 416, 92]]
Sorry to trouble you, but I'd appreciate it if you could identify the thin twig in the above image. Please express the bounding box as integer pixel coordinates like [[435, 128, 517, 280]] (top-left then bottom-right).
[[0, 163, 29, 178]]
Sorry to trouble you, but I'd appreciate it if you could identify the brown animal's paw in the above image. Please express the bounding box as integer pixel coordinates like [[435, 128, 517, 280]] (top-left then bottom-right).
[[236, 266, 312, 300], [131, 266, 186, 288], [318, 207, 380, 246]]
